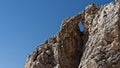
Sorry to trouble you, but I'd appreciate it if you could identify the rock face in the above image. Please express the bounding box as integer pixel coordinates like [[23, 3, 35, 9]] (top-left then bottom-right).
[[25, 1, 120, 68]]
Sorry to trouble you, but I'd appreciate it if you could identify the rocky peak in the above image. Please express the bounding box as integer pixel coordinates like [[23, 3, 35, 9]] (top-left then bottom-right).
[[25, 1, 120, 68]]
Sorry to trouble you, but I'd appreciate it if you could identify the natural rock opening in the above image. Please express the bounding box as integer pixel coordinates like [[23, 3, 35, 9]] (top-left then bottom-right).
[[78, 22, 84, 32], [25, 1, 120, 68]]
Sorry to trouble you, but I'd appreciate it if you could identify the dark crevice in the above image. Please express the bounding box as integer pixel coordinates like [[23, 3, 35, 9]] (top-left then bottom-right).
[[77, 21, 89, 67]]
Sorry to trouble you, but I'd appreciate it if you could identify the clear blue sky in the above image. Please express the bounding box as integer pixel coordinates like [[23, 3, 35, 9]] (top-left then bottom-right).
[[0, 0, 113, 68]]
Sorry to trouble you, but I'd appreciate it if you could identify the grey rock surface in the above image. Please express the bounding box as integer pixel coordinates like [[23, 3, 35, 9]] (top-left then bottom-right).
[[25, 1, 120, 68]]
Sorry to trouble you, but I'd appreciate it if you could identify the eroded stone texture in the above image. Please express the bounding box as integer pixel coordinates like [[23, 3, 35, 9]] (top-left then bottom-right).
[[79, 2, 120, 68], [25, 11, 86, 68], [25, 1, 120, 68]]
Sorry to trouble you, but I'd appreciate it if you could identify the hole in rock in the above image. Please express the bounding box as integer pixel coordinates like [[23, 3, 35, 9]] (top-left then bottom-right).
[[79, 22, 84, 32]]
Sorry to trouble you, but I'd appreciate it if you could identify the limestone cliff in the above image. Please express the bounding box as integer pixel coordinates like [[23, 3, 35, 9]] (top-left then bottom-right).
[[25, 1, 120, 68]]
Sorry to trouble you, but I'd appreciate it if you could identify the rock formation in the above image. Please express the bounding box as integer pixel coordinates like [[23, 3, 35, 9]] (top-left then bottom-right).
[[25, 1, 120, 68]]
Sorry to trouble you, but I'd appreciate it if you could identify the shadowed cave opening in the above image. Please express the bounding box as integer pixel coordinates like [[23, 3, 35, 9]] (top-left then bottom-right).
[[79, 22, 84, 32], [77, 22, 88, 67]]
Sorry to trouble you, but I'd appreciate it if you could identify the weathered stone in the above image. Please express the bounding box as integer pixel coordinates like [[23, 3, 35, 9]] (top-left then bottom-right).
[[25, 1, 120, 68]]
